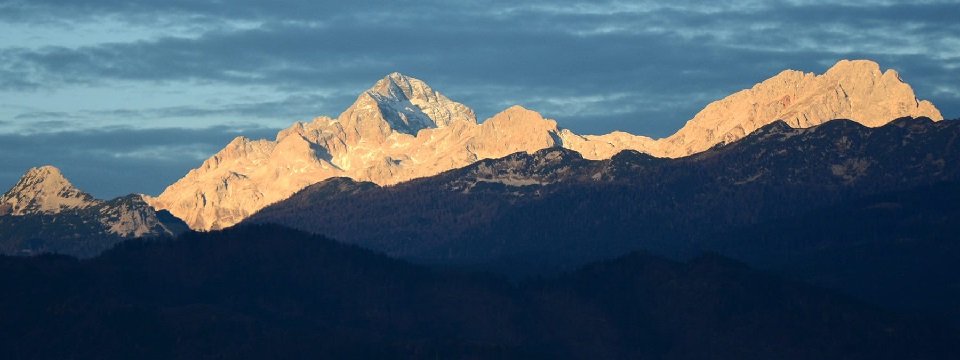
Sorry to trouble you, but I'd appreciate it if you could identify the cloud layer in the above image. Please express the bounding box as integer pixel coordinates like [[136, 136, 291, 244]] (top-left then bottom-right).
[[1, 0, 958, 197]]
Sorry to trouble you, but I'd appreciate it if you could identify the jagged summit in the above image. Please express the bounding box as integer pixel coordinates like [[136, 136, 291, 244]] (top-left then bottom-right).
[[151, 59, 946, 230], [22, 165, 63, 181], [0, 165, 99, 216], [346, 72, 477, 136]]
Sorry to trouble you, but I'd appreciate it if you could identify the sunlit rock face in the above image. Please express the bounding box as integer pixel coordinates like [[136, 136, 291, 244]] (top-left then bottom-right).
[[658, 59, 942, 157], [149, 88, 568, 230], [151, 60, 942, 230], [0, 165, 100, 216]]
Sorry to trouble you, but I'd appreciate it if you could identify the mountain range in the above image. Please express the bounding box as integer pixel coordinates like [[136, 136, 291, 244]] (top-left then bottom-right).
[[2, 58, 958, 357], [709, 179, 960, 325], [1, 59, 952, 267], [148, 59, 942, 230]]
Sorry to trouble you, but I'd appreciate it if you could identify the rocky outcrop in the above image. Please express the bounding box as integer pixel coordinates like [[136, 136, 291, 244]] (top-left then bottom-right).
[[0, 165, 100, 216], [0, 166, 187, 257], [151, 60, 944, 230]]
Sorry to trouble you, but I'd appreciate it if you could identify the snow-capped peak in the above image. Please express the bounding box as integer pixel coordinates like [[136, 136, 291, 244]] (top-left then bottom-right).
[[0, 165, 100, 216], [355, 72, 477, 134]]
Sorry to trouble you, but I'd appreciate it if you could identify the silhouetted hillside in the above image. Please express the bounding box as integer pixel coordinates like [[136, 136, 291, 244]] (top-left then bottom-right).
[[0, 224, 955, 359], [0, 192, 187, 258], [708, 180, 960, 324], [246, 117, 960, 327], [249, 118, 959, 267]]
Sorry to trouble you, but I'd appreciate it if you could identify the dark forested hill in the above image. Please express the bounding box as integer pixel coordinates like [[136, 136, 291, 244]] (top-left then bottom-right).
[[246, 117, 960, 325], [0, 165, 188, 258], [249, 117, 959, 267], [0, 224, 955, 359], [706, 180, 960, 324], [0, 195, 188, 258]]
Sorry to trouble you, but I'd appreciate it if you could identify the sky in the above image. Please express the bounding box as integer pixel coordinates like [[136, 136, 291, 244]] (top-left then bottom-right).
[[1, 0, 958, 198]]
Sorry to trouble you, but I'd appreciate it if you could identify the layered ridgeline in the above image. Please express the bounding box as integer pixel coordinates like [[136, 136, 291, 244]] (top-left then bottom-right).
[[248, 117, 960, 324], [250, 117, 960, 265], [0, 166, 187, 257], [0, 225, 956, 359], [150, 59, 942, 230]]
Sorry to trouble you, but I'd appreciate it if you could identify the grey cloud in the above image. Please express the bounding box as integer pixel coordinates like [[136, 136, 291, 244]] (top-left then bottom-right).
[[5, 93, 356, 135], [3, 1, 955, 133], [13, 111, 80, 120], [24, 120, 73, 128], [82, 93, 357, 122], [0, 67, 40, 90], [0, 21, 824, 134]]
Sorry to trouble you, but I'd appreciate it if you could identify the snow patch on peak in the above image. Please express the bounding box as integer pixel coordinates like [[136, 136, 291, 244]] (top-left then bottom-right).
[[358, 72, 477, 134]]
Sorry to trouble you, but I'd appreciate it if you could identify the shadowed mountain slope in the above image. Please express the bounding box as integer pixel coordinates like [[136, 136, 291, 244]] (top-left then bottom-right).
[[248, 117, 960, 324], [249, 117, 959, 265]]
